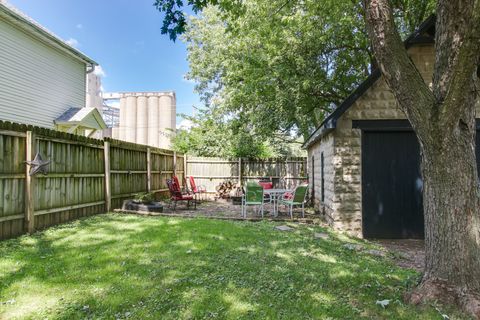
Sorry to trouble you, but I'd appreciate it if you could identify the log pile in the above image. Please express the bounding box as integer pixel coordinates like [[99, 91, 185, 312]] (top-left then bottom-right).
[[215, 181, 242, 199]]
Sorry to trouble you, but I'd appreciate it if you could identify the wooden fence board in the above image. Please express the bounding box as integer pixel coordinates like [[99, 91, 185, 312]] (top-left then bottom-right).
[[0, 121, 306, 240], [186, 156, 307, 192], [0, 121, 182, 240]]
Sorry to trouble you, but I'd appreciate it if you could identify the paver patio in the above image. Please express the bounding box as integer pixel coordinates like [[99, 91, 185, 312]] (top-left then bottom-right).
[[120, 198, 318, 221]]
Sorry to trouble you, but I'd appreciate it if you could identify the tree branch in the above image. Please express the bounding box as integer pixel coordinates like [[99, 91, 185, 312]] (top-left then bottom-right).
[[435, 0, 480, 131], [364, 0, 435, 139]]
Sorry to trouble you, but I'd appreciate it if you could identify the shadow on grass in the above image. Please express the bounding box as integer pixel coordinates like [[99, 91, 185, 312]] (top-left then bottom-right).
[[0, 214, 466, 319]]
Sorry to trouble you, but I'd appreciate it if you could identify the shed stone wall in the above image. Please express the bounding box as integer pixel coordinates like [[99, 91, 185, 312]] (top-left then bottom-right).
[[307, 133, 335, 221], [308, 44, 444, 237], [332, 45, 480, 237], [332, 45, 435, 237]]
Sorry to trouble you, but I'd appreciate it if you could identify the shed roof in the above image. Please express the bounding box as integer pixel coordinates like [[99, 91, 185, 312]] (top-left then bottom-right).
[[0, 1, 97, 66], [55, 107, 107, 130], [302, 15, 436, 149]]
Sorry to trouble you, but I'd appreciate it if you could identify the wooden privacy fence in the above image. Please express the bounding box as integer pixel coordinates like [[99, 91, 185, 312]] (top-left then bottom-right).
[[185, 156, 307, 192], [0, 121, 184, 240]]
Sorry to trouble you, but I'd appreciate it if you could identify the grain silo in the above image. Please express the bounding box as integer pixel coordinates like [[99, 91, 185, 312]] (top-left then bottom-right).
[[104, 92, 176, 149]]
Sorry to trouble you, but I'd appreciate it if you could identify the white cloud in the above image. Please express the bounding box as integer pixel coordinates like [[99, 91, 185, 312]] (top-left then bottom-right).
[[93, 65, 106, 77], [177, 119, 193, 130], [177, 119, 194, 130], [65, 38, 79, 48], [76, 23, 83, 29]]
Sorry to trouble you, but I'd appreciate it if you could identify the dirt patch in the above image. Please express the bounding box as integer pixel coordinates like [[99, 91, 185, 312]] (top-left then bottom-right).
[[375, 239, 425, 271]]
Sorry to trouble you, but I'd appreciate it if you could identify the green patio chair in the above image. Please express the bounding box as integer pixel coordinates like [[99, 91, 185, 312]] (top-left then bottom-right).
[[279, 184, 308, 219], [242, 182, 265, 218]]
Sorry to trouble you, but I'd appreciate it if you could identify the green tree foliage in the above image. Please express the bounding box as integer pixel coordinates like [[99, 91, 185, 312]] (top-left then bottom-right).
[[172, 110, 305, 158], [183, 1, 372, 140], [155, 0, 435, 149], [391, 0, 437, 34]]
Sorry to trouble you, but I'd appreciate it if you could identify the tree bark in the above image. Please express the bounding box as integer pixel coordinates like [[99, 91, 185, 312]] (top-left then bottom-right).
[[364, 0, 480, 316]]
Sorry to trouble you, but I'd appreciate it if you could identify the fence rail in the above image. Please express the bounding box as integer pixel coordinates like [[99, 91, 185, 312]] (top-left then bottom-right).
[[0, 120, 305, 241], [185, 156, 307, 192], [0, 120, 183, 240]]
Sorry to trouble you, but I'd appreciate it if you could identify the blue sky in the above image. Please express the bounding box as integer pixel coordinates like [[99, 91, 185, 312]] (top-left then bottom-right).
[[8, 0, 199, 124]]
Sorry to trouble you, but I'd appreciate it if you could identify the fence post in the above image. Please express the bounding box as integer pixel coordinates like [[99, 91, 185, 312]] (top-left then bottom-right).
[[146, 148, 152, 192], [173, 151, 177, 177], [184, 154, 188, 178], [104, 140, 111, 212], [25, 131, 35, 233], [238, 157, 242, 185]]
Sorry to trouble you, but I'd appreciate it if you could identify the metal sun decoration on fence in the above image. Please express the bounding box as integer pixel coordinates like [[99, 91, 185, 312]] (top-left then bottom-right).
[[25, 152, 50, 176]]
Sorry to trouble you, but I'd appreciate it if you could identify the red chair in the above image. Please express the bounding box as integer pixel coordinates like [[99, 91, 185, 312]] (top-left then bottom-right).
[[173, 176, 190, 195], [258, 180, 273, 203], [258, 181, 273, 189], [189, 176, 207, 201], [166, 179, 196, 211]]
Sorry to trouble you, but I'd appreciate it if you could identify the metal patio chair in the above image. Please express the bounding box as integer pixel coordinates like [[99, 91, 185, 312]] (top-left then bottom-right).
[[188, 176, 207, 201], [166, 178, 196, 211], [279, 184, 308, 219], [241, 182, 265, 218]]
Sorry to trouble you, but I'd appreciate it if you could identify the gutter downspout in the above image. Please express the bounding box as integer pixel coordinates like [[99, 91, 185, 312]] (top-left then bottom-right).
[[86, 63, 95, 74]]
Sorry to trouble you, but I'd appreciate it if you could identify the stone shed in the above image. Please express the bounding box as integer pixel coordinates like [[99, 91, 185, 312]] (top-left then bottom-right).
[[304, 16, 480, 239]]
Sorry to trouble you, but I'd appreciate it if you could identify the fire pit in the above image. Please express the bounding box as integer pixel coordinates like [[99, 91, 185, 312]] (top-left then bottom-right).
[[122, 200, 164, 213], [122, 192, 163, 213]]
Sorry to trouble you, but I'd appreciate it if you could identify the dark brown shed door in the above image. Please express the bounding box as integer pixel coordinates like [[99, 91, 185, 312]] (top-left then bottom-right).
[[362, 131, 424, 239]]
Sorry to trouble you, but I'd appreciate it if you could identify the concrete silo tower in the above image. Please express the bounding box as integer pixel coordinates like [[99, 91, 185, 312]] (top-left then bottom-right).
[[147, 96, 159, 147], [125, 95, 137, 143], [136, 96, 148, 145], [104, 91, 176, 149]]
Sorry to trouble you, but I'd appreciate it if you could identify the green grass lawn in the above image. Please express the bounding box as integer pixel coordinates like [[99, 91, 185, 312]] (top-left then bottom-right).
[[0, 214, 466, 319]]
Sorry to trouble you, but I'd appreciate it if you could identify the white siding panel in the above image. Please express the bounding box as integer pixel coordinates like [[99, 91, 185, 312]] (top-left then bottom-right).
[[0, 18, 86, 128]]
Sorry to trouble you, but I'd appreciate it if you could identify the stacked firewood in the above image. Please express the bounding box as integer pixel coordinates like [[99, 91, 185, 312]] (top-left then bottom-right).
[[215, 181, 242, 199]]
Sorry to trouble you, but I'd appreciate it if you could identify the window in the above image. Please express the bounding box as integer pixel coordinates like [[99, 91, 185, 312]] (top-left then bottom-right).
[[311, 156, 315, 203], [321, 152, 325, 203]]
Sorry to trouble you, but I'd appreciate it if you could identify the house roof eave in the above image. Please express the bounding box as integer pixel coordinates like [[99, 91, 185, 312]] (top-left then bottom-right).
[[0, 2, 97, 66]]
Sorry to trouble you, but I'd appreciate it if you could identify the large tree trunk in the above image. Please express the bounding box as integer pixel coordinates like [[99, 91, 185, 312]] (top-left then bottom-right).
[[423, 143, 480, 291], [364, 0, 480, 317], [413, 119, 480, 313]]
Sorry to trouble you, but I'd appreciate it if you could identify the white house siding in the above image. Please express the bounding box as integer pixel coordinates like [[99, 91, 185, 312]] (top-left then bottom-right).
[[0, 17, 86, 128]]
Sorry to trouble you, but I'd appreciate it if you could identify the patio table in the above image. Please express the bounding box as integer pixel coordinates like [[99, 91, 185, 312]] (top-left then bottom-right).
[[264, 189, 289, 217]]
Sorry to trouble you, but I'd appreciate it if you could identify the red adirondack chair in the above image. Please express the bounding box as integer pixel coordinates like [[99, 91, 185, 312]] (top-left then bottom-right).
[[188, 176, 207, 201], [166, 179, 196, 211]]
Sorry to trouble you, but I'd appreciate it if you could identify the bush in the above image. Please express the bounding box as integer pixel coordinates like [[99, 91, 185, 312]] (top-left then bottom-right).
[[133, 192, 155, 204]]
